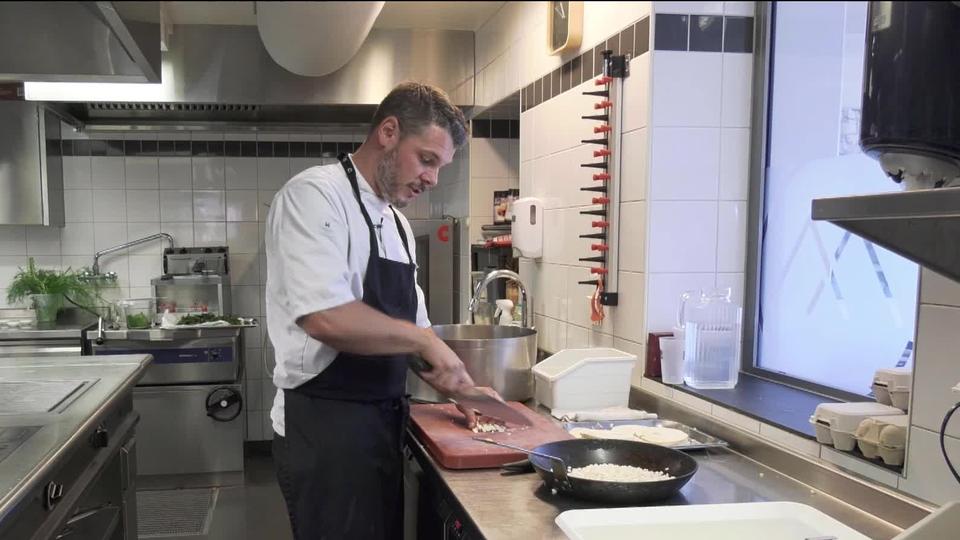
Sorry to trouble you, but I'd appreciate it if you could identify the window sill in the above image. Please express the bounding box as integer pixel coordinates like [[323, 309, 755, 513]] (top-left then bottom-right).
[[644, 372, 841, 439]]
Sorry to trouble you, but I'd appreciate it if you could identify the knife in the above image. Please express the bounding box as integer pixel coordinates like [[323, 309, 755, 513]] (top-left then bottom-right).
[[408, 356, 533, 426]]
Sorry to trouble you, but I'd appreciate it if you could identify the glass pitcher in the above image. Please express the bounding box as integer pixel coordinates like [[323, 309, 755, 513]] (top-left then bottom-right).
[[677, 287, 742, 389]]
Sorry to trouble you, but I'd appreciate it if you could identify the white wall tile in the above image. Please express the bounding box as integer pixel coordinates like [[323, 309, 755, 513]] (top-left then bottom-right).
[[61, 223, 94, 255], [194, 222, 226, 247], [646, 272, 717, 332], [64, 189, 94, 223], [193, 157, 226, 189], [650, 127, 721, 200], [258, 159, 290, 191], [759, 424, 821, 458], [469, 177, 512, 219], [712, 406, 760, 433], [588, 329, 615, 349], [290, 158, 322, 176], [520, 110, 534, 164], [92, 190, 127, 222], [652, 51, 723, 128], [193, 191, 226, 222], [717, 200, 747, 273], [93, 222, 127, 254], [619, 201, 646, 273], [472, 138, 514, 179], [719, 128, 751, 200], [920, 269, 960, 308], [899, 427, 960, 504], [125, 157, 159, 189], [159, 190, 193, 222], [233, 285, 261, 318], [622, 53, 651, 133], [128, 255, 162, 288], [258, 191, 278, 222], [158, 157, 192, 189], [91, 157, 125, 189], [655, 2, 724, 14], [231, 253, 260, 286], [0, 227, 26, 256], [161, 223, 194, 250], [648, 201, 718, 272], [538, 264, 569, 320], [126, 190, 160, 223], [127, 223, 163, 255], [62, 156, 92, 189], [566, 324, 590, 349], [611, 271, 647, 343], [820, 446, 899, 488], [913, 305, 960, 437], [226, 191, 259, 222], [25, 227, 60, 256], [225, 157, 259, 190], [721, 53, 754, 128], [621, 128, 649, 202], [0, 257, 26, 290]]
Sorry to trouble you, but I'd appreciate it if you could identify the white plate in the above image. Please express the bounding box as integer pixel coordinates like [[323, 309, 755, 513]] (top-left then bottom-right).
[[556, 502, 870, 540]]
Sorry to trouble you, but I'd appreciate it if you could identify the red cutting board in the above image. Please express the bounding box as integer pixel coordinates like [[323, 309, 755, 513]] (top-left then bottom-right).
[[409, 402, 573, 469]]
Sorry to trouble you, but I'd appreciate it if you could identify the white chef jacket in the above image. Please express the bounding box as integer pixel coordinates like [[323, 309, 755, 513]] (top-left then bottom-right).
[[266, 156, 430, 437]]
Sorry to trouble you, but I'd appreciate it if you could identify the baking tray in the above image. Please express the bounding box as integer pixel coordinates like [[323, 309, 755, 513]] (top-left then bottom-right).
[[561, 419, 728, 451]]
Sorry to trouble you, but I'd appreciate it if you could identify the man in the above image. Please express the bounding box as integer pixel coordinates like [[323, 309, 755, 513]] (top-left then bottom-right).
[[265, 82, 488, 540]]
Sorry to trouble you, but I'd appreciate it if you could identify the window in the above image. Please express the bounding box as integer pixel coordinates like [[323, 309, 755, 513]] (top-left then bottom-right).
[[747, 2, 919, 398]]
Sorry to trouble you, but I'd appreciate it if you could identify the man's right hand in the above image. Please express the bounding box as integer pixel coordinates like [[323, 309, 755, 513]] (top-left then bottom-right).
[[416, 330, 475, 396]]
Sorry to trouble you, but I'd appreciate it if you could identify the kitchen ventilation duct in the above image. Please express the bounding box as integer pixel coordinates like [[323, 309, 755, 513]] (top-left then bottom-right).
[[255, 1, 385, 77]]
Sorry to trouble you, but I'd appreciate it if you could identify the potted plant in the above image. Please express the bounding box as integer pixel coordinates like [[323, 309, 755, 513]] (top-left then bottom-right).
[[6, 258, 98, 323]]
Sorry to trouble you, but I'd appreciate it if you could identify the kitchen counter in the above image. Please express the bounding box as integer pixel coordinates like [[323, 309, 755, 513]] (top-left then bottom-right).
[[406, 406, 904, 540], [0, 311, 98, 341], [0, 354, 152, 526]]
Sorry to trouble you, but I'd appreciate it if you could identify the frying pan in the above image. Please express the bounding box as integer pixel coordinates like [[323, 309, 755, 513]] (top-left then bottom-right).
[[527, 438, 697, 504]]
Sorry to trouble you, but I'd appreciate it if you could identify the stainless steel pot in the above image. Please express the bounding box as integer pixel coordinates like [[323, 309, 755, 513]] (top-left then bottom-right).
[[406, 324, 537, 402]]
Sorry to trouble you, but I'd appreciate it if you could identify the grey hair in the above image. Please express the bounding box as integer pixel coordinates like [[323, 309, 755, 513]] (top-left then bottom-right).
[[369, 82, 468, 148]]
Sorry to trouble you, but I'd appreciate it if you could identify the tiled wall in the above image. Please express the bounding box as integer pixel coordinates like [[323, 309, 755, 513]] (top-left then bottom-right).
[[0, 125, 366, 442]]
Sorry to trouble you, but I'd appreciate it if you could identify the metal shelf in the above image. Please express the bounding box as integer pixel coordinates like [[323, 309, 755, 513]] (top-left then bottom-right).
[[811, 187, 960, 283]]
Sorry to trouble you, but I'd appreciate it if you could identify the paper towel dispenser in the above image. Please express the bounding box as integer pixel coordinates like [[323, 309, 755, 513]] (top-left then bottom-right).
[[511, 197, 543, 259]]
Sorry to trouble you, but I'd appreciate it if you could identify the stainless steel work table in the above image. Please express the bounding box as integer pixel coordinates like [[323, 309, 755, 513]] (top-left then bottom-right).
[[406, 405, 903, 540], [0, 354, 152, 524]]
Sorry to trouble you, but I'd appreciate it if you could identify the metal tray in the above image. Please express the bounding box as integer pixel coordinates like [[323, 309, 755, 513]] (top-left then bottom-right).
[[561, 419, 729, 451]]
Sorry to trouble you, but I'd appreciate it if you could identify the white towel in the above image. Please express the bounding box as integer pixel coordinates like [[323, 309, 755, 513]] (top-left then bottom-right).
[[550, 406, 658, 422]]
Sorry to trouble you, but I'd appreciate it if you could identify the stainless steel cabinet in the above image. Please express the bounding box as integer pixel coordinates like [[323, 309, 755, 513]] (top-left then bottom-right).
[[0, 102, 63, 226]]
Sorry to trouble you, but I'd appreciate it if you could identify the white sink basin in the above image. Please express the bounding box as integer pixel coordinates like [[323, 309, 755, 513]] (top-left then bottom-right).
[[556, 502, 870, 540]]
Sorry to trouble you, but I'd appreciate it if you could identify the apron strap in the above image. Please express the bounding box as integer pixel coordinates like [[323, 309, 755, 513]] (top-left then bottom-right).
[[339, 153, 380, 255], [389, 207, 413, 265]]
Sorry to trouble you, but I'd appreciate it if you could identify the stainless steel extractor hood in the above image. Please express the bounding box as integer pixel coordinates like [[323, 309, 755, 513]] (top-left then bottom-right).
[[0, 1, 161, 83], [812, 188, 960, 283], [28, 23, 475, 126]]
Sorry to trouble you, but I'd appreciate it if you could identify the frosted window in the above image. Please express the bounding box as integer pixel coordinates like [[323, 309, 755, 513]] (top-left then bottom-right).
[[757, 2, 918, 396]]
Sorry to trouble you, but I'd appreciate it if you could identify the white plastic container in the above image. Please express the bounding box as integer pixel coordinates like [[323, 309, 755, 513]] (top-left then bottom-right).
[[532, 348, 637, 412], [872, 367, 912, 411], [810, 402, 903, 452], [855, 414, 909, 466]]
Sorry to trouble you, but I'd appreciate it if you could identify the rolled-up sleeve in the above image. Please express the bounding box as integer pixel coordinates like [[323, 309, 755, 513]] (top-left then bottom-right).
[[268, 180, 355, 322]]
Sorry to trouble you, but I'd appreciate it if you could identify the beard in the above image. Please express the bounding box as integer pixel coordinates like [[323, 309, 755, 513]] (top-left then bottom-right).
[[375, 148, 407, 208]]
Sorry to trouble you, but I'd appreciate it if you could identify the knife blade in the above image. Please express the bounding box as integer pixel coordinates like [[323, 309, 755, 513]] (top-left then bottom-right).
[[407, 356, 532, 426]]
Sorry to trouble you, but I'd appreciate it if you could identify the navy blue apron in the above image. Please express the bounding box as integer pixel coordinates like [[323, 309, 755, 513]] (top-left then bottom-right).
[[275, 153, 418, 540]]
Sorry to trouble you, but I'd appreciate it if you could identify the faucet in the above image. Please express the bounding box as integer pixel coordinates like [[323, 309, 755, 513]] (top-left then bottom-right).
[[91, 233, 175, 277], [468, 269, 532, 328]]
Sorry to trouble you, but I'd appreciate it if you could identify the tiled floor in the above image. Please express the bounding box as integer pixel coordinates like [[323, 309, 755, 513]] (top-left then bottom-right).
[[140, 452, 294, 540]]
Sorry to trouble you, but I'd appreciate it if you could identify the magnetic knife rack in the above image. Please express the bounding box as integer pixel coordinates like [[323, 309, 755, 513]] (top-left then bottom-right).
[[578, 50, 629, 306]]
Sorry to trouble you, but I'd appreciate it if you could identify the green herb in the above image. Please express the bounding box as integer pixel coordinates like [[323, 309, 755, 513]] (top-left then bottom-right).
[[6, 258, 99, 307], [177, 313, 242, 326], [126, 313, 152, 329]]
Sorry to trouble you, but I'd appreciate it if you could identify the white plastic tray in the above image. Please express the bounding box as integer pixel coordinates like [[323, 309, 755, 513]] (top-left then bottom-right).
[[556, 502, 870, 540]]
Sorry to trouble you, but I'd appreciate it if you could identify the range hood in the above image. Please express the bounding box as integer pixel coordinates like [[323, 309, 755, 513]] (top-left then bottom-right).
[[27, 23, 475, 127], [812, 189, 960, 283], [0, 1, 161, 83]]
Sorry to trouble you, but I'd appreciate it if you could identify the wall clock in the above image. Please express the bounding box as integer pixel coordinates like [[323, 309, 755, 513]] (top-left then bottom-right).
[[548, 1, 583, 55]]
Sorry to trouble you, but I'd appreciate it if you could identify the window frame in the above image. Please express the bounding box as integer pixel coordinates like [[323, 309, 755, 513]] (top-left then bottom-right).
[[740, 1, 889, 403]]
